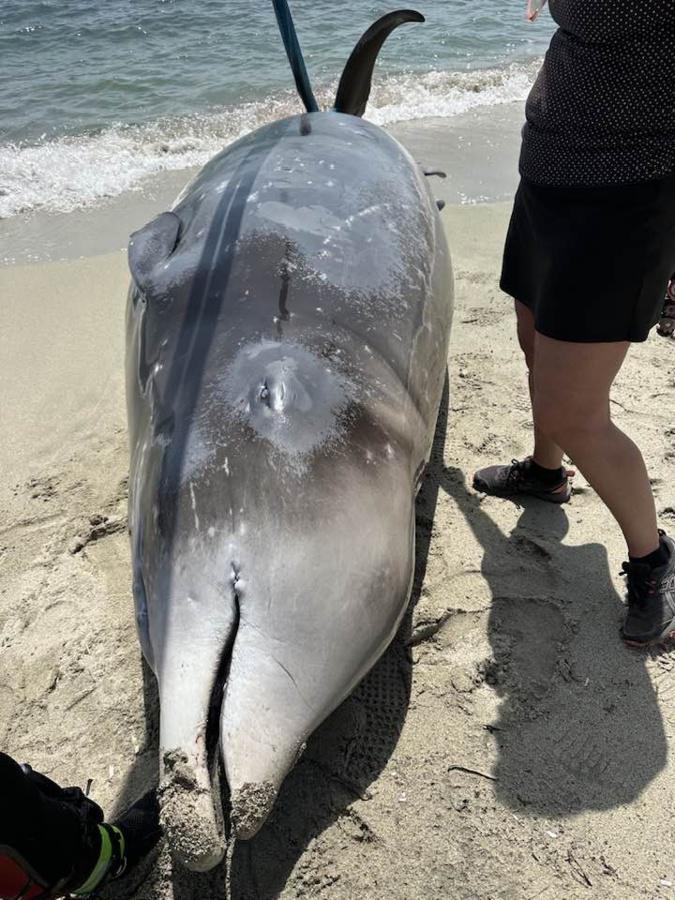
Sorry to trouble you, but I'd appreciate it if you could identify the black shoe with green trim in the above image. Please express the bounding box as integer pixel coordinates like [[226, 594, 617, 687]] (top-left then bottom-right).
[[473, 457, 572, 504], [71, 791, 161, 897], [71, 823, 126, 897], [621, 531, 675, 647]]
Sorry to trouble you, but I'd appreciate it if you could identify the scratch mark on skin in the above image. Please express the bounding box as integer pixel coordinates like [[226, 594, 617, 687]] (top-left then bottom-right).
[[189, 482, 200, 530], [273, 655, 315, 713], [241, 617, 286, 650]]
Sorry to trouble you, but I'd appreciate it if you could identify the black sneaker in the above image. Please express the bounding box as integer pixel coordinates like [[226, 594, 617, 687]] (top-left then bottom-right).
[[473, 457, 572, 504], [71, 791, 161, 897], [620, 532, 675, 646], [110, 790, 161, 877]]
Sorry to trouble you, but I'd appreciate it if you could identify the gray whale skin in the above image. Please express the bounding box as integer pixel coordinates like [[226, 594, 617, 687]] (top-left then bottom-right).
[[125, 107, 454, 869]]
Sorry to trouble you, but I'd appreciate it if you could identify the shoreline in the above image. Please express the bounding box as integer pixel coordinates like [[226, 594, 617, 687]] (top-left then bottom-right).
[[0, 103, 523, 266]]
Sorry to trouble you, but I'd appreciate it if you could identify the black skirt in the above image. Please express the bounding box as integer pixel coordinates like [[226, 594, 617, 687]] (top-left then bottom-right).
[[500, 172, 675, 343]]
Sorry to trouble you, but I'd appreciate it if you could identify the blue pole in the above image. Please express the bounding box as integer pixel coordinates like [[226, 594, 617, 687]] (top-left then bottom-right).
[[271, 0, 320, 113]]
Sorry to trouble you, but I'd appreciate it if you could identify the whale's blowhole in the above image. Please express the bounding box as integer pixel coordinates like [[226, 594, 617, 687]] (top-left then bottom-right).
[[221, 339, 354, 459]]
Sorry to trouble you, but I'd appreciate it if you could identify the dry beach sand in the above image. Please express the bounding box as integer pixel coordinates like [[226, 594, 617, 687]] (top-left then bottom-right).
[[1, 128, 675, 899]]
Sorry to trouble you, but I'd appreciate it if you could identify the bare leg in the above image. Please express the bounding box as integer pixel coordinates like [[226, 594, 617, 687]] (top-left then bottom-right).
[[514, 301, 565, 470], [532, 333, 659, 557]]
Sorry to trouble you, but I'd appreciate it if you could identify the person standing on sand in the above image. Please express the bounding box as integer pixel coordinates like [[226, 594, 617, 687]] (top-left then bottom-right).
[[0, 752, 160, 899], [472, 0, 675, 646]]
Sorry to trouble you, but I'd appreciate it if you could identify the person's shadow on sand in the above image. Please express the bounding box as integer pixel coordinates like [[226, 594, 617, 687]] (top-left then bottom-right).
[[441, 465, 667, 816]]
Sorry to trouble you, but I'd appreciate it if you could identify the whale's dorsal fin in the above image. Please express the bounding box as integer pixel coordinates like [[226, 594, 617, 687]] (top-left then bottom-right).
[[334, 10, 424, 118], [128, 212, 181, 296]]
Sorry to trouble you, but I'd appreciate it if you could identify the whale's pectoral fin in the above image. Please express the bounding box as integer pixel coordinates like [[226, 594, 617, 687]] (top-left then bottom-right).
[[423, 167, 447, 179], [334, 10, 424, 118], [128, 211, 182, 296]]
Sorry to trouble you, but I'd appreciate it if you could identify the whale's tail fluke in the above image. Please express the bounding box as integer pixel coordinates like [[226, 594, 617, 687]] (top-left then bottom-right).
[[271, 0, 319, 113], [334, 10, 425, 118]]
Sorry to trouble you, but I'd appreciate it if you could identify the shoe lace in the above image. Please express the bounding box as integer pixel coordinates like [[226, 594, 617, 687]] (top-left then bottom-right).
[[620, 560, 657, 608], [506, 458, 528, 484]]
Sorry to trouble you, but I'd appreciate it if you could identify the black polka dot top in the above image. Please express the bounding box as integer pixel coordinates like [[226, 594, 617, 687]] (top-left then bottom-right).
[[520, 0, 675, 186]]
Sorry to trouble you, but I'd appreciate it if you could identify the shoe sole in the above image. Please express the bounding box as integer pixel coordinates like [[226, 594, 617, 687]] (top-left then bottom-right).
[[622, 620, 675, 649], [472, 480, 572, 505]]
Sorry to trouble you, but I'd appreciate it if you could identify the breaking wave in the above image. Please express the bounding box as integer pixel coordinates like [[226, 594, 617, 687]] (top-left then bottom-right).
[[0, 61, 539, 219]]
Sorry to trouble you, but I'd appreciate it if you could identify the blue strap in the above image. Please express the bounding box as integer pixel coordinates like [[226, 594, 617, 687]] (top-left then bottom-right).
[[271, 0, 319, 113]]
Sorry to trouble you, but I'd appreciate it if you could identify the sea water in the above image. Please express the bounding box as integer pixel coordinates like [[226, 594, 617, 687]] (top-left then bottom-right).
[[0, 0, 554, 218]]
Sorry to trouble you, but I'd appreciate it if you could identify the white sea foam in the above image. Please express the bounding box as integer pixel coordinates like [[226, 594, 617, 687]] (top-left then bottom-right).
[[0, 61, 539, 219]]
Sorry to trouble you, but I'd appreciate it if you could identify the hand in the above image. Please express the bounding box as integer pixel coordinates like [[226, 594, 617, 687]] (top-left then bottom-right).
[[527, 0, 548, 22]]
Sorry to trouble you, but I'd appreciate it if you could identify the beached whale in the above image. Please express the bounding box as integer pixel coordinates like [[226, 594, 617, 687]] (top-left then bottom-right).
[[125, 5, 453, 871]]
